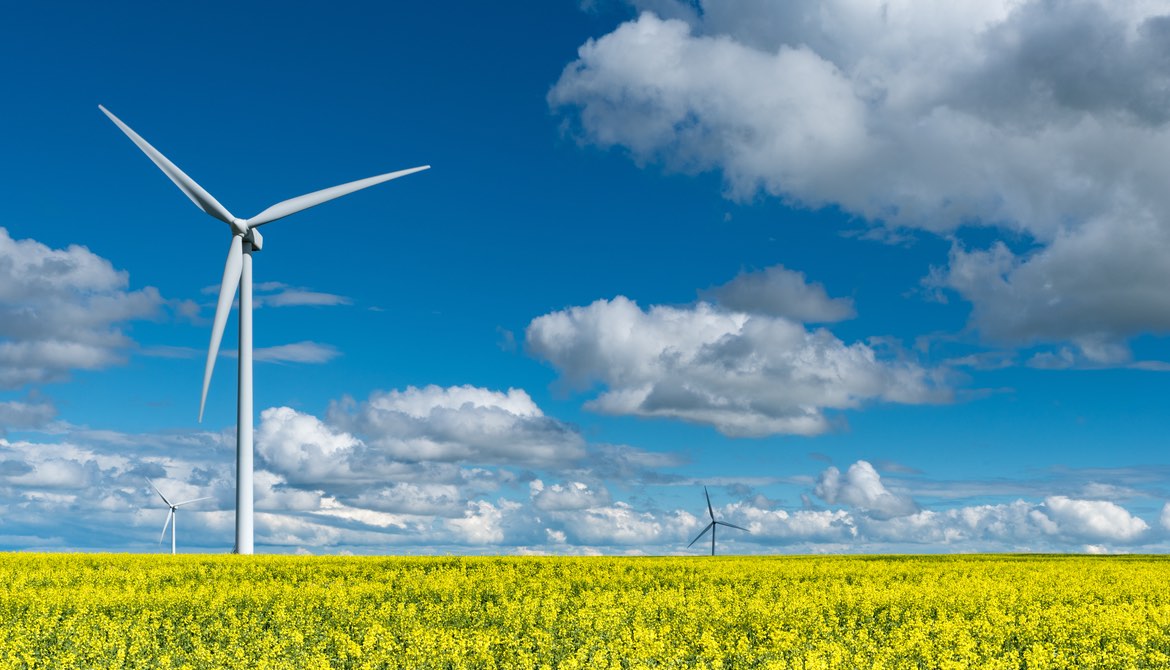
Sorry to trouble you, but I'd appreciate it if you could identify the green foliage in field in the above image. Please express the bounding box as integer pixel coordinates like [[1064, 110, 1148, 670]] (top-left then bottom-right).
[[2, 553, 1169, 669]]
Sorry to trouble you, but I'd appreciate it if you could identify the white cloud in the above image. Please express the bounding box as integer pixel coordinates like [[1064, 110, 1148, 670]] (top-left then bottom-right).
[[856, 502, 1054, 546], [312, 497, 414, 531], [1079, 482, 1142, 501], [256, 512, 345, 548], [730, 504, 855, 542], [349, 482, 465, 517], [446, 499, 522, 545], [259, 289, 351, 309], [0, 228, 163, 387], [147, 341, 341, 365], [552, 3, 1170, 354], [7, 457, 91, 489], [554, 502, 665, 545], [530, 479, 611, 511], [206, 282, 352, 309], [701, 265, 855, 322], [814, 460, 918, 519], [729, 494, 1155, 551], [931, 226, 1170, 356], [526, 296, 946, 437], [253, 470, 326, 513], [255, 407, 364, 484], [583, 443, 687, 481], [856, 497, 1153, 546], [327, 385, 587, 466], [0, 398, 56, 434], [252, 341, 341, 364], [1043, 495, 1149, 542]]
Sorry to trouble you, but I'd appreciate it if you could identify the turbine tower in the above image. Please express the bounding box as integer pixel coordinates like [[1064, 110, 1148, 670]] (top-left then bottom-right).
[[147, 478, 211, 555], [103, 105, 429, 554], [687, 486, 748, 556]]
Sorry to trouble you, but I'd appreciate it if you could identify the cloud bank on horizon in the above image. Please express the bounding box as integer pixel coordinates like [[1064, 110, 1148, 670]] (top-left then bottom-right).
[[2, 384, 1164, 553]]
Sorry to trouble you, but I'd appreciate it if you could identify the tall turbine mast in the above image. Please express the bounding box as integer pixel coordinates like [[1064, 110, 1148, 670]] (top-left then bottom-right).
[[105, 106, 429, 553]]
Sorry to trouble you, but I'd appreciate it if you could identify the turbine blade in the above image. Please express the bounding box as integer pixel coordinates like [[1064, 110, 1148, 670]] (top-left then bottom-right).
[[146, 478, 171, 506], [174, 496, 213, 507], [245, 165, 430, 227], [199, 235, 244, 422], [687, 523, 714, 548], [717, 521, 749, 533], [98, 105, 235, 224], [159, 509, 173, 545], [705, 486, 714, 521]]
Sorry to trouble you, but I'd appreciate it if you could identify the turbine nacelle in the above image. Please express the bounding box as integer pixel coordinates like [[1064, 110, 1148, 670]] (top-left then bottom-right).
[[230, 218, 249, 236], [245, 226, 263, 251]]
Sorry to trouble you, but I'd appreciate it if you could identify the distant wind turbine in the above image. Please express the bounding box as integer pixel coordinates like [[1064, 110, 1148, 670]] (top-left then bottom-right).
[[102, 105, 429, 554], [688, 486, 748, 556], [147, 479, 211, 555]]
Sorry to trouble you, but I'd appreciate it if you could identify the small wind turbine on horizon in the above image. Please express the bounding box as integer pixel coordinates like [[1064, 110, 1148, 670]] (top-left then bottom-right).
[[147, 478, 211, 555], [688, 486, 748, 556], [101, 105, 429, 554]]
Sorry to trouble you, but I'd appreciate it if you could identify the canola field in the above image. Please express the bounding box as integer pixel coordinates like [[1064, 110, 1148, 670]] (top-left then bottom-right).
[[2, 554, 1170, 669]]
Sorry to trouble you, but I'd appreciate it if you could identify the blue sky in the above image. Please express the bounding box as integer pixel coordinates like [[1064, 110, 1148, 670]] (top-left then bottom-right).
[[2, 0, 1169, 554]]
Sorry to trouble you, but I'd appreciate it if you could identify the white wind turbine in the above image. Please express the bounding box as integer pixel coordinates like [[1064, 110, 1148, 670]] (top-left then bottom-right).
[[687, 486, 749, 556], [147, 478, 212, 555], [103, 105, 429, 554]]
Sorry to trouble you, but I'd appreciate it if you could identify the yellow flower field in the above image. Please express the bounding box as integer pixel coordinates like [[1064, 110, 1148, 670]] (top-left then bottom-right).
[[1, 554, 1168, 669]]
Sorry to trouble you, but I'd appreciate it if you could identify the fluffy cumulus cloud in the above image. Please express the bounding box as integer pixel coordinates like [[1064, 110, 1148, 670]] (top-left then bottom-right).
[[255, 407, 364, 484], [551, 1, 1170, 358], [728, 505, 856, 544], [530, 479, 611, 511], [552, 502, 666, 545], [256, 385, 592, 488], [815, 461, 918, 519], [527, 295, 946, 437], [0, 228, 163, 388], [348, 482, 466, 517], [446, 499, 527, 545], [326, 385, 588, 467], [1043, 495, 1149, 542]]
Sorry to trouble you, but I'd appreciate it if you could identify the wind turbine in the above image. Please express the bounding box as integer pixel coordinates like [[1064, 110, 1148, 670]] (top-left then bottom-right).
[[147, 478, 212, 555], [687, 486, 748, 556], [102, 105, 429, 554]]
